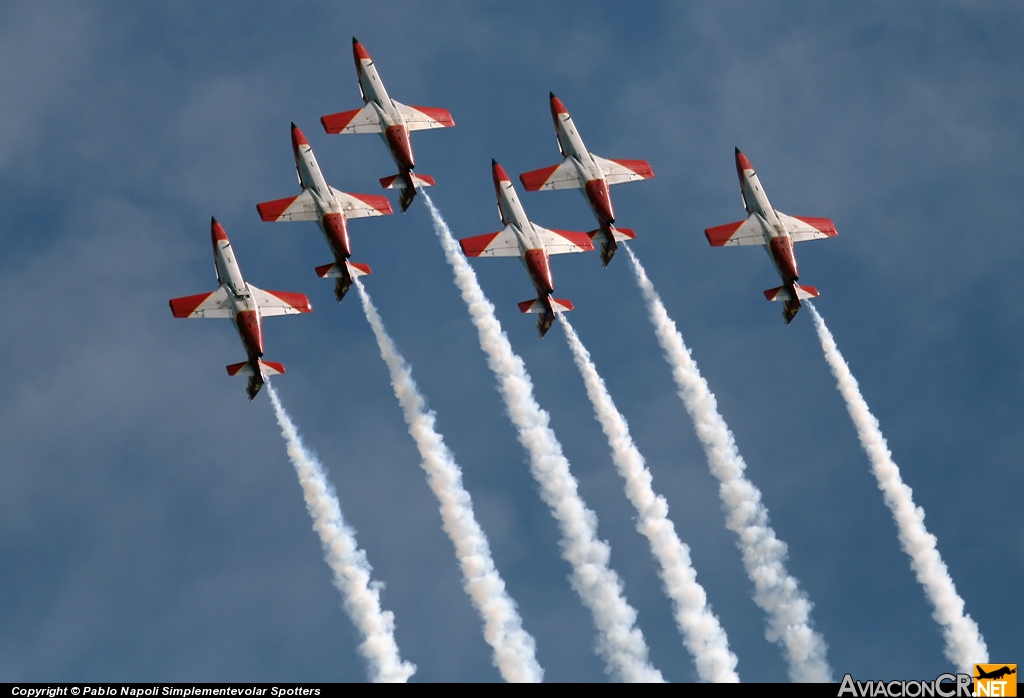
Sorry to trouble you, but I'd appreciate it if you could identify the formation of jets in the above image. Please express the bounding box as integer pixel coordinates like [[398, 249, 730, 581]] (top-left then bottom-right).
[[169, 38, 839, 399]]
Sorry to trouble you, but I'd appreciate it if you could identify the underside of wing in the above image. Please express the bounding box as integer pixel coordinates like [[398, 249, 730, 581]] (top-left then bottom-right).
[[777, 212, 839, 242], [536, 226, 595, 255], [249, 285, 313, 317], [460, 225, 521, 258], [328, 187, 394, 218], [256, 190, 319, 222], [705, 214, 764, 246], [321, 103, 383, 134], [519, 159, 581, 191], [169, 287, 233, 318], [393, 100, 455, 131], [591, 155, 655, 185]]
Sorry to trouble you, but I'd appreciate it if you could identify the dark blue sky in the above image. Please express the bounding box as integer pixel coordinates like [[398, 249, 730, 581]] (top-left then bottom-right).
[[0, 0, 1020, 682]]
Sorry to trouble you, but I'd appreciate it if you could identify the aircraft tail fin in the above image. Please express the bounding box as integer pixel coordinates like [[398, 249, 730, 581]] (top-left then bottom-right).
[[518, 297, 573, 338], [764, 284, 819, 325], [226, 360, 285, 401], [315, 261, 372, 302], [588, 226, 636, 266]]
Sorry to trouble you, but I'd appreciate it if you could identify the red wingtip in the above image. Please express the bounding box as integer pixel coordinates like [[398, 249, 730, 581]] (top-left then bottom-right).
[[491, 159, 511, 185], [352, 38, 370, 62], [549, 92, 569, 116], [735, 147, 753, 173], [211, 218, 229, 243], [291, 123, 309, 152]]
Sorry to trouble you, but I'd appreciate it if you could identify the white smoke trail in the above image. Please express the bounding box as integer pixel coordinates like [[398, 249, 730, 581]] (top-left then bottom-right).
[[625, 246, 831, 682], [352, 278, 543, 683], [560, 317, 740, 682], [806, 303, 988, 672], [423, 193, 663, 683], [266, 384, 416, 683]]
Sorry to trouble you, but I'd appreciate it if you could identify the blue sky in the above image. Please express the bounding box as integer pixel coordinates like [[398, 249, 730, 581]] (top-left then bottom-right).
[[0, 0, 1020, 682]]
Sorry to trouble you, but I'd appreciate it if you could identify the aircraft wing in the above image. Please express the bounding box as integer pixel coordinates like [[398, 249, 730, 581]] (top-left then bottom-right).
[[592, 155, 655, 185], [249, 285, 313, 317], [460, 225, 521, 258], [327, 187, 394, 218], [321, 103, 383, 134], [393, 100, 455, 131], [536, 226, 595, 255], [705, 214, 764, 246], [777, 212, 839, 242], [257, 190, 319, 222], [519, 159, 581, 191], [169, 287, 233, 319]]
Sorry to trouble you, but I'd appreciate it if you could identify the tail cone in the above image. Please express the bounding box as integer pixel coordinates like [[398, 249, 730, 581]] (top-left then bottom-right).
[[334, 276, 353, 302]]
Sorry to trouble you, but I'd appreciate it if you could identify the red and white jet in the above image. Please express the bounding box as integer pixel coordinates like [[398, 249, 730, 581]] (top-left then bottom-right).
[[257, 124, 393, 303], [460, 160, 594, 337], [321, 38, 455, 213], [519, 93, 654, 266], [705, 148, 838, 324], [169, 219, 312, 400]]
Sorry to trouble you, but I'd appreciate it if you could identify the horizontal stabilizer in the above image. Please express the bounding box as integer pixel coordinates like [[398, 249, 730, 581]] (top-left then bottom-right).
[[589, 227, 636, 244], [226, 360, 285, 377], [315, 261, 372, 278], [518, 298, 574, 314], [764, 284, 820, 302], [379, 173, 436, 190]]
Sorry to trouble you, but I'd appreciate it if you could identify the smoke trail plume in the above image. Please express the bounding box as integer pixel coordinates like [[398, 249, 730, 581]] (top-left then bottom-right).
[[266, 384, 416, 682], [352, 278, 543, 682], [560, 317, 740, 682], [423, 193, 663, 683], [625, 247, 831, 682], [806, 303, 988, 671]]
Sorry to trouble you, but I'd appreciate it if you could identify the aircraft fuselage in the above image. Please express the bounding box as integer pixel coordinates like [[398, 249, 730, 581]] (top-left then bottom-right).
[[736, 151, 801, 287]]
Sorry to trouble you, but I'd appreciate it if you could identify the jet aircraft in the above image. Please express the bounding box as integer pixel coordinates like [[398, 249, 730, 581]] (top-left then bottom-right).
[[169, 219, 312, 400], [975, 667, 1017, 681], [705, 148, 838, 324], [519, 93, 654, 266], [460, 160, 594, 337], [321, 38, 455, 212], [257, 124, 393, 302]]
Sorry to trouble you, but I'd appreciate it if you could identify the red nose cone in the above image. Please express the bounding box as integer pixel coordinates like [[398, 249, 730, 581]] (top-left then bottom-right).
[[211, 218, 229, 244], [491, 159, 511, 185], [352, 37, 371, 62], [291, 123, 309, 154], [549, 92, 569, 116], [735, 147, 753, 173]]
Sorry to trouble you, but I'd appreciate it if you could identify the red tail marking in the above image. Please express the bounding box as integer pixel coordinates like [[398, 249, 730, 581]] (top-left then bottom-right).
[[262, 361, 286, 375], [518, 299, 538, 313], [315, 263, 335, 278], [349, 262, 372, 276], [256, 195, 300, 222], [226, 361, 248, 376], [379, 174, 400, 189]]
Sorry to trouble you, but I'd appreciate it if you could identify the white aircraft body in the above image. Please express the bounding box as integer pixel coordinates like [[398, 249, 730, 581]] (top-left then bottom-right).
[[321, 38, 455, 212], [170, 219, 312, 400], [705, 148, 838, 324], [460, 161, 594, 337], [257, 124, 393, 302], [519, 93, 654, 265]]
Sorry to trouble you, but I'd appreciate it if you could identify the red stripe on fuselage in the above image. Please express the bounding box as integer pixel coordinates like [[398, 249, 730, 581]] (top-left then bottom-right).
[[385, 125, 414, 170], [235, 310, 264, 357], [524, 248, 554, 295], [769, 236, 799, 281], [321, 213, 352, 262], [584, 179, 615, 225]]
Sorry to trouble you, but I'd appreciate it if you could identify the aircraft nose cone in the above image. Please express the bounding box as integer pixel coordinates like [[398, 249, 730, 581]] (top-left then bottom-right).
[[352, 38, 370, 61], [211, 218, 229, 243], [291, 124, 309, 151], [735, 148, 753, 172], [549, 93, 569, 116], [491, 160, 510, 183]]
